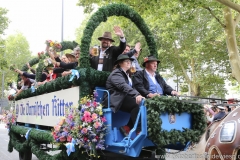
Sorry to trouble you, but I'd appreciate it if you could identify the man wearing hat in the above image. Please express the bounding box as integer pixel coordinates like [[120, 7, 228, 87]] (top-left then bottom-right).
[[102, 54, 144, 136], [133, 55, 178, 98], [213, 106, 227, 121], [90, 26, 126, 72]]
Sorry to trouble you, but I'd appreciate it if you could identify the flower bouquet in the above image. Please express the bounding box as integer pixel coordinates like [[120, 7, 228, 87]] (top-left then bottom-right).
[[45, 40, 53, 47], [8, 94, 15, 101], [52, 42, 62, 52], [73, 95, 107, 157], [2, 110, 18, 130], [52, 92, 108, 157], [46, 40, 62, 52], [52, 117, 73, 143]]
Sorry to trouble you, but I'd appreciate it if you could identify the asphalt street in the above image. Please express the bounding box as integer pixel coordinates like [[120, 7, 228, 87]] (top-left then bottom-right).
[[0, 123, 38, 160]]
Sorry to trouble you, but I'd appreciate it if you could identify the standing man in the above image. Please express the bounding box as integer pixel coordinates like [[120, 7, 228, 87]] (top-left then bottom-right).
[[122, 42, 143, 71], [133, 55, 178, 98], [90, 26, 126, 72]]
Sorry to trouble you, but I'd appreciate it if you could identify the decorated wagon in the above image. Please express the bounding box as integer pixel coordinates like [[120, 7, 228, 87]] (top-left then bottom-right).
[[7, 3, 206, 160]]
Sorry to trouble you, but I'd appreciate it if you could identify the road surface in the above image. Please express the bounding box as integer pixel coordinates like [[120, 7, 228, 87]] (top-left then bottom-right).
[[0, 123, 38, 160]]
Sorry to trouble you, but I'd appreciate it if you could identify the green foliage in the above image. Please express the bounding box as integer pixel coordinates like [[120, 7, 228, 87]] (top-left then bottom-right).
[[146, 96, 206, 148], [1, 32, 33, 97], [60, 41, 79, 51], [8, 125, 88, 160], [0, 7, 9, 35]]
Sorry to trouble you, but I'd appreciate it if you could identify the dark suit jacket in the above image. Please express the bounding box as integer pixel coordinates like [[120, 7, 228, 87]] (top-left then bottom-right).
[[133, 69, 174, 98], [103, 67, 140, 112], [90, 40, 126, 72]]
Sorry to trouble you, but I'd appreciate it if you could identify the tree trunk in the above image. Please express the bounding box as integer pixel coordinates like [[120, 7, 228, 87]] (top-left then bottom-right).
[[223, 7, 240, 83]]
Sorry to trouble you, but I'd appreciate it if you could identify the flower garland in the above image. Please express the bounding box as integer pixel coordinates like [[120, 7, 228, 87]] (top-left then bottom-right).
[[145, 96, 206, 149]]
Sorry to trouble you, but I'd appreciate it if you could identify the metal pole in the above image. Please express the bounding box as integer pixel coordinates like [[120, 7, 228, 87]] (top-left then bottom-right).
[[61, 0, 64, 56], [1, 71, 4, 98], [1, 48, 5, 98]]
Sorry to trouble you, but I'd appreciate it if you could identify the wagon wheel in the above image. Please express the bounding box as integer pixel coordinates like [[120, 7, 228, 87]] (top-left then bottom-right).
[[19, 150, 32, 160]]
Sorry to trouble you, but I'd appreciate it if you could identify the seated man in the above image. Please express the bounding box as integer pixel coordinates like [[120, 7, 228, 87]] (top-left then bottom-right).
[[213, 106, 227, 121], [133, 55, 178, 98]]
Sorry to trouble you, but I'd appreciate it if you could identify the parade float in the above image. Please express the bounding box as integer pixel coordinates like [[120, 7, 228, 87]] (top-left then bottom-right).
[[6, 3, 208, 160]]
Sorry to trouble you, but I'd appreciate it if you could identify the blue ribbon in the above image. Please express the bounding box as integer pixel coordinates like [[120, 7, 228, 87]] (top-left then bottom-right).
[[65, 138, 76, 156], [31, 86, 35, 93], [25, 129, 32, 139], [69, 69, 80, 81]]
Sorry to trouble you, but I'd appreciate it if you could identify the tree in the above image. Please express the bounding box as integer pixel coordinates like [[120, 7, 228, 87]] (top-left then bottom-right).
[[76, 0, 230, 97], [0, 7, 10, 70], [0, 32, 33, 97]]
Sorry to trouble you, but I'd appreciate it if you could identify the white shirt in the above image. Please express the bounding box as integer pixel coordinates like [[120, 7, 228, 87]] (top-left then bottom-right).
[[145, 69, 157, 84], [97, 48, 108, 71], [97, 37, 126, 71]]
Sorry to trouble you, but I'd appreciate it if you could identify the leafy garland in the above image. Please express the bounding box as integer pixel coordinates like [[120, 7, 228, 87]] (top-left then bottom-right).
[[8, 125, 88, 160], [79, 3, 157, 68], [15, 68, 109, 100], [145, 96, 206, 149]]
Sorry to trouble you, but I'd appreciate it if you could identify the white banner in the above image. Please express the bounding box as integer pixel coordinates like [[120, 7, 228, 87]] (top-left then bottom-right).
[[15, 87, 79, 126]]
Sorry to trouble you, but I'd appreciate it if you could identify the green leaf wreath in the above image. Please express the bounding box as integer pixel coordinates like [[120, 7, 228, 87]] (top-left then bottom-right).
[[146, 96, 206, 149]]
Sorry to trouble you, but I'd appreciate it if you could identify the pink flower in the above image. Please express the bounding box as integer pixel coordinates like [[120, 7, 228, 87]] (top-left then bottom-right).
[[59, 136, 66, 142], [67, 136, 72, 142], [91, 113, 98, 120], [84, 111, 91, 117], [84, 111, 92, 122], [94, 122, 102, 128], [54, 125, 61, 132], [93, 101, 98, 107], [81, 128, 88, 134], [86, 102, 91, 106], [101, 117, 107, 122]]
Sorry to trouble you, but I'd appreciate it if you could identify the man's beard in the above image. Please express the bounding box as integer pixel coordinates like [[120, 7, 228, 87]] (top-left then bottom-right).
[[101, 42, 109, 49]]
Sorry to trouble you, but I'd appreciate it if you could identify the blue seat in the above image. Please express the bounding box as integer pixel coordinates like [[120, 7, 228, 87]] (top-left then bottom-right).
[[94, 87, 192, 157]]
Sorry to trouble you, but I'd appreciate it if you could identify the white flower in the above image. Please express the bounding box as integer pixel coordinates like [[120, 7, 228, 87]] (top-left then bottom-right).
[[92, 138, 97, 142], [87, 126, 92, 130], [82, 122, 88, 127], [43, 59, 49, 66]]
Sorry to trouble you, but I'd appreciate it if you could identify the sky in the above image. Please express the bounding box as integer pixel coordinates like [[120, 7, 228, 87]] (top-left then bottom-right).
[[1, 0, 85, 54]]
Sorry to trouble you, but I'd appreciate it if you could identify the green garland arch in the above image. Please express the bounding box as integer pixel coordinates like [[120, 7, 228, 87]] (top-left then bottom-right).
[[145, 96, 206, 149], [79, 3, 157, 68]]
